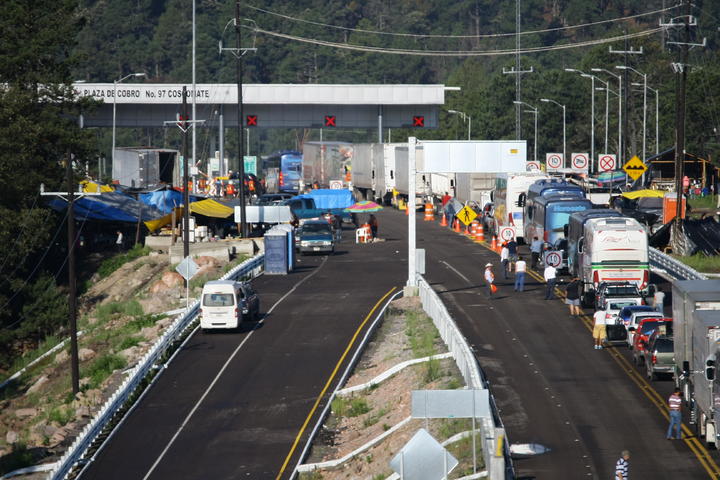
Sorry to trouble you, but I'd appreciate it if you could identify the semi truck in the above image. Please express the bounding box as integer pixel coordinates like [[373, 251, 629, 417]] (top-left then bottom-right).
[[302, 141, 353, 189], [672, 280, 720, 446], [575, 216, 649, 306]]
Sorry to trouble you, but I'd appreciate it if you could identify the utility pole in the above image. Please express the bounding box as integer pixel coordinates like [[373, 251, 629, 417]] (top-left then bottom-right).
[[182, 87, 190, 262], [503, 0, 533, 139], [662, 0, 705, 226], [235, 1, 248, 237], [40, 157, 100, 394]]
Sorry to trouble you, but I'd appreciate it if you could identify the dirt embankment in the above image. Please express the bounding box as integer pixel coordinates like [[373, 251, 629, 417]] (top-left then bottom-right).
[[0, 252, 234, 475]]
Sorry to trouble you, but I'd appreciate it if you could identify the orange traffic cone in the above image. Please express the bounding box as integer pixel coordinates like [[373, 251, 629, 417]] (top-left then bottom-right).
[[475, 224, 485, 242], [490, 235, 498, 251], [440, 212, 448, 227], [405, 203, 410, 216], [453, 219, 461, 233]]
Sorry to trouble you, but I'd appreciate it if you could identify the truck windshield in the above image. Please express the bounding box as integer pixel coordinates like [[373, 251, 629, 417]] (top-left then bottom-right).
[[203, 293, 234, 307], [302, 224, 332, 234], [610, 301, 639, 310]]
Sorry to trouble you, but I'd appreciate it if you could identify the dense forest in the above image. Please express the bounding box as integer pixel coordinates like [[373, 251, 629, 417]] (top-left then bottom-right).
[[1, 0, 719, 367]]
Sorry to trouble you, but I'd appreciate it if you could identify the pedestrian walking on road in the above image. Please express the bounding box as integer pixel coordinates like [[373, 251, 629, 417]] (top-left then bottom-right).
[[500, 243, 510, 279], [507, 238, 518, 262], [514, 255, 526, 292], [653, 286, 666, 315], [614, 450, 630, 480], [592, 309, 608, 349], [530, 236, 543, 269], [667, 388, 683, 440], [543, 263, 557, 300], [484, 263, 496, 298], [565, 276, 582, 316]]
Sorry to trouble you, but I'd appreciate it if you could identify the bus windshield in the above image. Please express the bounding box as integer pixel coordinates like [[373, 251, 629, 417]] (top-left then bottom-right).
[[281, 155, 302, 180], [540, 187, 584, 199], [545, 201, 591, 240]]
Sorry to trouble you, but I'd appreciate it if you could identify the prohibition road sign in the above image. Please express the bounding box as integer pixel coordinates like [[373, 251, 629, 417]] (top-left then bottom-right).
[[544, 251, 562, 268], [571, 153, 589, 170], [499, 226, 515, 242], [598, 154, 616, 172], [526, 161, 541, 171], [546, 153, 563, 170]]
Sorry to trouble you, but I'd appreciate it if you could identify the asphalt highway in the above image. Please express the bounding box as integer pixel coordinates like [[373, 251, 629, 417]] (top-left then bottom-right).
[[81, 208, 719, 480], [404, 209, 717, 479], [80, 224, 407, 479]]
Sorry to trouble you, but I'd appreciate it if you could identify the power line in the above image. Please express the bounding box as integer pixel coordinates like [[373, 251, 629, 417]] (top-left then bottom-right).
[[246, 4, 678, 39], [250, 26, 663, 57]]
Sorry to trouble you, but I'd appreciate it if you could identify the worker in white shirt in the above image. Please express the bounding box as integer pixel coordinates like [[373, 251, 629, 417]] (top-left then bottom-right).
[[543, 263, 557, 300]]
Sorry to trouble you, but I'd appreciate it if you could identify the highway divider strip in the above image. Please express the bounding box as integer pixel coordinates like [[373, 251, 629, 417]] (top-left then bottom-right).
[[280, 287, 399, 480], [48, 254, 265, 480]]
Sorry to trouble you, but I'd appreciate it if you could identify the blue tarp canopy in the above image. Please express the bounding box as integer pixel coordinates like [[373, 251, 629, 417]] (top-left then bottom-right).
[[297, 189, 354, 209], [49, 192, 165, 223], [139, 190, 203, 214]]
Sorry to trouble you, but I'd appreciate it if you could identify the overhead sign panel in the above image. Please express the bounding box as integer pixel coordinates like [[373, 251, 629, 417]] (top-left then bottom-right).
[[421, 141, 527, 173]]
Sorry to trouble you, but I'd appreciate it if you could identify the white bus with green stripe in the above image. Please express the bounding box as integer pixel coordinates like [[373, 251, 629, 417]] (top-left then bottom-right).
[[577, 216, 650, 306]]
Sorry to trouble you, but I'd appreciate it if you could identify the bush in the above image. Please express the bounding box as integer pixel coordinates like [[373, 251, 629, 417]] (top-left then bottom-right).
[[97, 244, 150, 279], [48, 406, 75, 426], [96, 300, 144, 324], [118, 336, 140, 350], [17, 273, 68, 343], [83, 354, 126, 389]]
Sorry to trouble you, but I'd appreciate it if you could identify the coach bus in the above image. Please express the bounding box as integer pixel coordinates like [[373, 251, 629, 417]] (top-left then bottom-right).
[[489, 172, 548, 243], [262, 150, 303, 194], [524, 193, 593, 245]]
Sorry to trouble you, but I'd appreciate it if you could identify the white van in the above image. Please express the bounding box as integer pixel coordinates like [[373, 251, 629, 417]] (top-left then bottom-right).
[[200, 280, 259, 330]]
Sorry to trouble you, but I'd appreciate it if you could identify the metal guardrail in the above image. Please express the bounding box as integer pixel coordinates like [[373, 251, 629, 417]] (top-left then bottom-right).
[[49, 254, 264, 480], [648, 248, 707, 281], [418, 277, 510, 480]]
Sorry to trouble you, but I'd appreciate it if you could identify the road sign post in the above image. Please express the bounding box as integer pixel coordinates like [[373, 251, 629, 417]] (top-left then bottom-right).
[[545, 153, 563, 171], [598, 154, 617, 172], [622, 155, 647, 182], [176, 256, 199, 310], [571, 153, 589, 173], [457, 205, 478, 226], [544, 251, 562, 268]]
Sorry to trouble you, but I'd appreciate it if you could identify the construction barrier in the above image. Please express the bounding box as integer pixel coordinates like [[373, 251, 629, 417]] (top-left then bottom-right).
[[475, 223, 485, 243], [423, 203, 434, 221]]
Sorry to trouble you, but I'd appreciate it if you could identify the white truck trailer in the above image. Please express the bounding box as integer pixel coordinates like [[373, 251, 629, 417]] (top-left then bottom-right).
[[672, 280, 720, 446], [302, 141, 353, 189]]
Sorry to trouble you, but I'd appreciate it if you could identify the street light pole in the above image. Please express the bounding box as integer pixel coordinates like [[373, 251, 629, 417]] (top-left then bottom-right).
[[540, 98, 566, 163], [513, 101, 538, 162], [639, 84, 660, 155], [594, 78, 611, 155], [447, 109, 472, 140], [565, 69, 597, 170], [112, 73, 145, 179], [617, 65, 647, 181], [592, 68, 623, 165]]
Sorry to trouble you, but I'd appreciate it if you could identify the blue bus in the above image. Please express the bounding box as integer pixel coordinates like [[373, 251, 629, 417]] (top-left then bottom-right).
[[263, 150, 303, 194], [525, 178, 585, 204], [524, 194, 594, 245]]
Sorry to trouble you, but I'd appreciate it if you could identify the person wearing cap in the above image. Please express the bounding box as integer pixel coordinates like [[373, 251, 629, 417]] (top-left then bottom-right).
[[484, 263, 495, 298], [614, 450, 630, 479]]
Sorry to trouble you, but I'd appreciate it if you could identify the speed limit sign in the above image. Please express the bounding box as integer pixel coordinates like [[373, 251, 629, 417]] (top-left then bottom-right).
[[546, 153, 563, 170], [499, 226, 515, 242], [598, 154, 616, 172], [544, 251, 562, 268]]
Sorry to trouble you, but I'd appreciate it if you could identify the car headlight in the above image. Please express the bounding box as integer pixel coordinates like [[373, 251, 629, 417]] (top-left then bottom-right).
[[300, 241, 310, 247], [322, 241, 332, 246]]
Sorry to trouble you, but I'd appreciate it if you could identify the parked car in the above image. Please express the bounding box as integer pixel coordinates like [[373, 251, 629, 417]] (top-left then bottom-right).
[[631, 317, 673, 365], [641, 330, 675, 381], [617, 305, 657, 328], [297, 220, 335, 255], [200, 280, 260, 330], [626, 311, 666, 347], [596, 282, 643, 312]]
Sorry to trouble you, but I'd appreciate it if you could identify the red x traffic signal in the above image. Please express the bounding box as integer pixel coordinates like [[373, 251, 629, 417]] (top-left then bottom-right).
[[413, 116, 425, 127], [324, 115, 336, 127], [246, 115, 257, 126]]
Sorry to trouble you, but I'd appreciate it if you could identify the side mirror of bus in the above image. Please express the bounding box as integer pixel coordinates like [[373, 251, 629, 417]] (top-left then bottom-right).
[[563, 225, 569, 237], [578, 238, 584, 253]]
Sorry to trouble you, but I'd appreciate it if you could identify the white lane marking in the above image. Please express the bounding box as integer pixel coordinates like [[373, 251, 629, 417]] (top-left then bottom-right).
[[441, 260, 470, 283], [142, 256, 328, 480]]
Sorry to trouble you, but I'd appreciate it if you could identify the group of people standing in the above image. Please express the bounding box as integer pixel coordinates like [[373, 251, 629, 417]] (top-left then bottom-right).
[[484, 238, 527, 297]]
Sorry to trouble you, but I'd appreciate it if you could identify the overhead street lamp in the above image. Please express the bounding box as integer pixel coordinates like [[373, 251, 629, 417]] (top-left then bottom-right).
[[447, 109, 472, 140], [617, 66, 648, 169], [112, 73, 146, 178], [513, 100, 538, 162], [634, 82, 660, 156], [594, 79, 616, 156], [565, 69, 596, 171], [592, 68, 623, 165], [540, 98, 566, 163]]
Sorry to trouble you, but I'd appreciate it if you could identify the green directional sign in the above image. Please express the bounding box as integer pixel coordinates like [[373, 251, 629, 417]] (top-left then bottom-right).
[[243, 156, 257, 176]]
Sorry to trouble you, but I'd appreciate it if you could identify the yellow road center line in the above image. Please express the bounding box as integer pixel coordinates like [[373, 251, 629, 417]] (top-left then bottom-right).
[[275, 286, 397, 480]]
